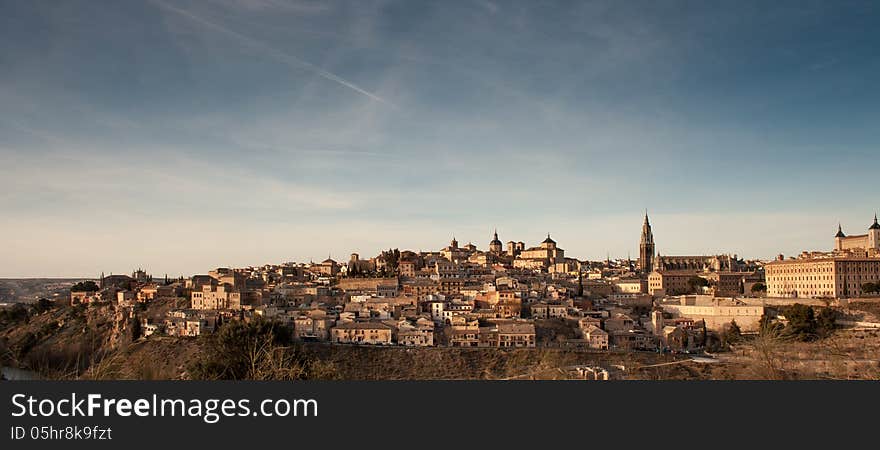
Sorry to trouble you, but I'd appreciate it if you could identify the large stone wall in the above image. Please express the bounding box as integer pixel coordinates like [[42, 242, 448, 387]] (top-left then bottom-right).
[[662, 304, 764, 332], [336, 277, 399, 291]]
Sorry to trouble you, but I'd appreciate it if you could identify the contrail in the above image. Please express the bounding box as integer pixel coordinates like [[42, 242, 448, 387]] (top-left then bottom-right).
[[151, 0, 394, 107]]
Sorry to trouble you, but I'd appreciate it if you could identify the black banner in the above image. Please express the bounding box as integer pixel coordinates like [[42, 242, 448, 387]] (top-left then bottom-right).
[[2, 381, 876, 448]]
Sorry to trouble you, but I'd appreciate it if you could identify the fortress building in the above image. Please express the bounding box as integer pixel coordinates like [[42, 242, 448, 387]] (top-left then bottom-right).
[[834, 214, 880, 253], [765, 254, 880, 299], [764, 213, 880, 299]]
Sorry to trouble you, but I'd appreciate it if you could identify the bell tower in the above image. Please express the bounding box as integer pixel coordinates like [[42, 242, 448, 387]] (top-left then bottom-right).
[[639, 212, 655, 274]]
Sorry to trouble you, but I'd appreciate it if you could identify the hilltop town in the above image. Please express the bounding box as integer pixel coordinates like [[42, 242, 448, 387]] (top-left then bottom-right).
[[3, 213, 880, 380]]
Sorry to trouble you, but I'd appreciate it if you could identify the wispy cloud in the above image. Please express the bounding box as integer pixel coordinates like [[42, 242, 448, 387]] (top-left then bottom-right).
[[3, 119, 66, 146], [0, 148, 360, 213], [2, 1, 878, 276], [151, 0, 395, 107], [212, 0, 332, 15], [475, 0, 499, 15], [808, 57, 840, 71]]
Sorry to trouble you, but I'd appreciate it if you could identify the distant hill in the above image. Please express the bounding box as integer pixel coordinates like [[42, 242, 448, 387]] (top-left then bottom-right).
[[0, 278, 92, 303]]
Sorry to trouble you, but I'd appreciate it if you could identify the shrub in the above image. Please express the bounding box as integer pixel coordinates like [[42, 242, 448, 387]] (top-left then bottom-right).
[[189, 319, 324, 380], [70, 281, 99, 292], [0, 304, 30, 326], [815, 307, 836, 337], [722, 320, 742, 344]]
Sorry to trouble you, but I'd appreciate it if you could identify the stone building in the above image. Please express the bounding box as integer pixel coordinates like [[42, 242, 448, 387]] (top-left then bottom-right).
[[191, 284, 241, 310], [294, 313, 333, 341], [765, 215, 880, 299], [658, 296, 764, 332], [513, 234, 565, 270], [347, 253, 375, 275], [317, 257, 340, 276], [654, 254, 741, 272], [613, 277, 647, 294], [765, 254, 880, 299], [529, 302, 567, 319], [398, 260, 417, 277], [648, 271, 694, 296], [834, 215, 880, 254], [330, 322, 392, 345], [637, 212, 742, 277], [507, 240, 525, 257], [441, 237, 470, 262], [478, 321, 536, 348], [582, 325, 609, 350]]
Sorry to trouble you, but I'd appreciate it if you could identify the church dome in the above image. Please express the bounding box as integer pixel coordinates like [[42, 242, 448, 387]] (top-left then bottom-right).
[[870, 214, 880, 230], [542, 234, 556, 245]]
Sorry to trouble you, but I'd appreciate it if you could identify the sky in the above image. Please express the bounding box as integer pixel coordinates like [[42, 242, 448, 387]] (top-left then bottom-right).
[[1, 0, 879, 277]]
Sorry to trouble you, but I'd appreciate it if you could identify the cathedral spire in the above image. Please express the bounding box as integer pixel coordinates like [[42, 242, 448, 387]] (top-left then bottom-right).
[[641, 212, 654, 244], [639, 211, 655, 273]]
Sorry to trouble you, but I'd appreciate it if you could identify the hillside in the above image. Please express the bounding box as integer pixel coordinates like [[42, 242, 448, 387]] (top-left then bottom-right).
[[3, 300, 880, 380], [0, 300, 700, 380]]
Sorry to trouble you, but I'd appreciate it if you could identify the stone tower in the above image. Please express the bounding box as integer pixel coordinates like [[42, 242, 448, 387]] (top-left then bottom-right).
[[639, 212, 655, 274], [869, 214, 880, 250], [651, 308, 664, 336], [834, 223, 846, 251]]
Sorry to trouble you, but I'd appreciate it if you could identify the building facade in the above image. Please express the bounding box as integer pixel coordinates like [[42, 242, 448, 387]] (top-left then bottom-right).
[[648, 271, 694, 296], [330, 322, 393, 344], [514, 235, 565, 270], [191, 284, 241, 310], [654, 254, 740, 272], [765, 254, 880, 299]]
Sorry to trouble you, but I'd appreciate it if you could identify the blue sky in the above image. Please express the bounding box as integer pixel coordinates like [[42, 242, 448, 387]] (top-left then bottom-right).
[[1, 0, 878, 277]]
